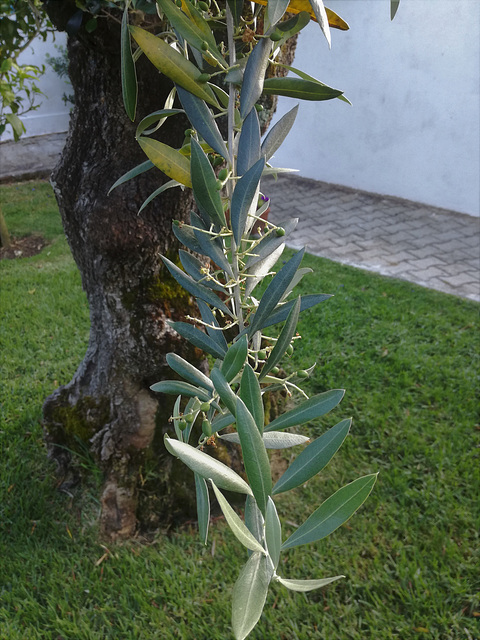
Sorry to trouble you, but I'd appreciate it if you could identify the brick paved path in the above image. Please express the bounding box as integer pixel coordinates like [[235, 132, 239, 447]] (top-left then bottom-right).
[[265, 175, 480, 302]]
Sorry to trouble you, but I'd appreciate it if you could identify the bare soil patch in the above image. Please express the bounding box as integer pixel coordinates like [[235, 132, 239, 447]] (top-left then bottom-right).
[[0, 234, 48, 260]]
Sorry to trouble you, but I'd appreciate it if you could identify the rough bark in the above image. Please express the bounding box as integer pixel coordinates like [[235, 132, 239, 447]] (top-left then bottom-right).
[[41, 1, 297, 539]]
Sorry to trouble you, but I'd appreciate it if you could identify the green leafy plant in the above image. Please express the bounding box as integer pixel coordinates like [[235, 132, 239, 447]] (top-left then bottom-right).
[[115, 0, 402, 637], [0, 0, 52, 248]]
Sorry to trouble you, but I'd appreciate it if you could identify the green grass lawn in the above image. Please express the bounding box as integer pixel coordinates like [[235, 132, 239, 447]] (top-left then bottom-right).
[[1, 180, 479, 640]]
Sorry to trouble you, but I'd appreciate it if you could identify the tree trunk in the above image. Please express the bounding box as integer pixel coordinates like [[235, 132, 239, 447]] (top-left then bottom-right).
[[41, 2, 297, 539]]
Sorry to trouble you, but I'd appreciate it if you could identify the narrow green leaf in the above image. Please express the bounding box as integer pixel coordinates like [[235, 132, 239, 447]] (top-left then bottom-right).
[[169, 321, 227, 359], [157, 0, 225, 65], [166, 352, 214, 391], [179, 250, 225, 293], [260, 293, 332, 330], [121, 6, 137, 121], [150, 379, 211, 401], [164, 435, 252, 495], [281, 474, 377, 549], [191, 211, 233, 277], [262, 77, 342, 101], [261, 431, 309, 448], [232, 552, 272, 640], [391, 0, 400, 20], [245, 495, 264, 545], [248, 249, 305, 336], [172, 221, 203, 253], [190, 138, 227, 228], [239, 364, 264, 433], [196, 300, 229, 354], [236, 398, 272, 515], [226, 0, 243, 26], [272, 418, 351, 494], [195, 473, 210, 544], [211, 482, 266, 554], [176, 86, 229, 160], [276, 575, 344, 592], [108, 160, 154, 195], [280, 267, 313, 302], [172, 394, 184, 441], [276, 63, 351, 104], [260, 296, 300, 380], [135, 108, 183, 139], [239, 37, 272, 118], [219, 431, 309, 449], [210, 367, 238, 416], [237, 108, 261, 177], [265, 0, 291, 29], [274, 11, 310, 44], [138, 137, 192, 187], [180, 0, 219, 45], [265, 389, 345, 432], [244, 243, 285, 299], [209, 82, 230, 108], [161, 256, 233, 317], [138, 179, 181, 213], [265, 497, 281, 568], [245, 217, 298, 269], [309, 0, 331, 47], [221, 335, 248, 383], [261, 105, 298, 161], [231, 157, 265, 245], [211, 411, 235, 434], [130, 25, 218, 107]]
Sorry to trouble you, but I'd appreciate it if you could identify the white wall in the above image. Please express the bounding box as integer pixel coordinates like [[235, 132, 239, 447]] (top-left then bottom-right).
[[3, 1, 479, 215], [1, 31, 70, 141], [270, 0, 480, 216]]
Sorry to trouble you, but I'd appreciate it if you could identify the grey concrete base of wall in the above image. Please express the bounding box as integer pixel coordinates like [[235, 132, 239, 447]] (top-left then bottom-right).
[[0, 132, 68, 183]]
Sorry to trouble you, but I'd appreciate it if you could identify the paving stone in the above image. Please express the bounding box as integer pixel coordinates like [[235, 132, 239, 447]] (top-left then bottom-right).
[[439, 273, 480, 287], [407, 256, 444, 269]]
